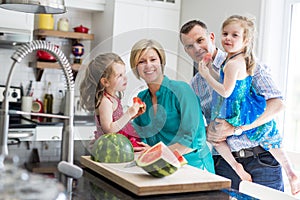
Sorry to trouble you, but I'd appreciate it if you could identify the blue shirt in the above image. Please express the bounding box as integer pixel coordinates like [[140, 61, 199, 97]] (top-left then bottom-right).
[[190, 49, 283, 152], [133, 76, 214, 173]]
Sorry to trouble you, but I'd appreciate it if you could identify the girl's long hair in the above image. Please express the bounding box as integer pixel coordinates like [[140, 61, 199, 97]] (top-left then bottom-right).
[[222, 15, 256, 75], [80, 53, 125, 112]]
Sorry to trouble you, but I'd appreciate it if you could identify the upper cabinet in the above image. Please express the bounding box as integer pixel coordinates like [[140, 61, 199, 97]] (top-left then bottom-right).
[[65, 0, 106, 12], [0, 9, 34, 33], [0, 8, 34, 45], [91, 0, 181, 106]]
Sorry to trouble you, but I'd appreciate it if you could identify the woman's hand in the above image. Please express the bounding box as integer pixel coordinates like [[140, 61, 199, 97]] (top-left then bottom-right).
[[206, 118, 234, 145], [133, 141, 150, 152]]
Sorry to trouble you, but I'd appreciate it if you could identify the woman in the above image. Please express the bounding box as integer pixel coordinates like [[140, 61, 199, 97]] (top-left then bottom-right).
[[130, 39, 214, 173]]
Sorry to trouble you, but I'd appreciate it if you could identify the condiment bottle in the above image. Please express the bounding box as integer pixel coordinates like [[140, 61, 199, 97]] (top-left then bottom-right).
[[43, 82, 53, 122]]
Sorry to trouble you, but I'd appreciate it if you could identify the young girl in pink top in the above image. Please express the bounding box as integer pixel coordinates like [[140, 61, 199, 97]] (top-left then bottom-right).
[[80, 53, 145, 149]]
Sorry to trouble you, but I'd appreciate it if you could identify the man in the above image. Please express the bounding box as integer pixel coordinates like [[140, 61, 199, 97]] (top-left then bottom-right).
[[180, 20, 285, 191]]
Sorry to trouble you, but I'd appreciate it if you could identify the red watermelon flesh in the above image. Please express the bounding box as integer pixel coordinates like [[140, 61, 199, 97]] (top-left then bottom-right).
[[173, 149, 188, 167], [138, 142, 179, 166], [202, 53, 212, 64], [136, 142, 180, 177]]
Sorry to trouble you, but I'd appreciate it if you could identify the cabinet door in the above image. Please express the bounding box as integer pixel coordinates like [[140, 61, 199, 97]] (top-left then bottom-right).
[[148, 5, 180, 79], [0, 9, 34, 33], [36, 126, 63, 141], [74, 126, 95, 141], [113, 2, 148, 36]]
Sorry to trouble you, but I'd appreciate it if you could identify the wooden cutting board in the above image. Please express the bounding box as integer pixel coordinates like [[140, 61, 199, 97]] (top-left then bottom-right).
[[80, 156, 231, 196]]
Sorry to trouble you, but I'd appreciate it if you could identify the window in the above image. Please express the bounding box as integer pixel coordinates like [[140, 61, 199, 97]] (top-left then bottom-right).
[[282, 1, 300, 152]]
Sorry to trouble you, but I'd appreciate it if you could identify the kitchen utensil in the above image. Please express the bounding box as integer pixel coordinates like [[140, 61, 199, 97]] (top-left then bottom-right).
[[124, 160, 137, 168], [38, 14, 54, 30], [73, 25, 89, 33]]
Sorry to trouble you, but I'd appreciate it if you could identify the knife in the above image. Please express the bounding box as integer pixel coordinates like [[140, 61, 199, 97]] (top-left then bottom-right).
[[124, 160, 137, 168]]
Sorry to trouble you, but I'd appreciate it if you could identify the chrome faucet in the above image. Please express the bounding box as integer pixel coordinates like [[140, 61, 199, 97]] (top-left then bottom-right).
[[0, 40, 80, 193]]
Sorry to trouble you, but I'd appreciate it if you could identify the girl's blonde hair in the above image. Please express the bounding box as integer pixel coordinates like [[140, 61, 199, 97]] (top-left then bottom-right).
[[222, 15, 256, 75], [130, 39, 166, 79], [80, 53, 125, 112]]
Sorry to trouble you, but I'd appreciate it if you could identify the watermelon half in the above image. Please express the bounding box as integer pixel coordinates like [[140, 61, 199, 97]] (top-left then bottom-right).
[[136, 142, 180, 178], [91, 133, 134, 163]]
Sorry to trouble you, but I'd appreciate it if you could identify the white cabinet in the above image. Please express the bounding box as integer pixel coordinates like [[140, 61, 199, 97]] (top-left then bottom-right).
[[74, 125, 95, 141], [65, 0, 106, 11], [92, 0, 181, 105], [35, 125, 95, 141], [36, 126, 63, 141], [0, 8, 34, 34]]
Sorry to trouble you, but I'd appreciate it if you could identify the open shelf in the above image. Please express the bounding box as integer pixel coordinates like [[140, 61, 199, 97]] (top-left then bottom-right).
[[34, 29, 94, 40], [29, 62, 83, 81]]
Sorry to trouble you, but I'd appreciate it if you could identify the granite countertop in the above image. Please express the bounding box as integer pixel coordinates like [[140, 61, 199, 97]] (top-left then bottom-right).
[[69, 168, 257, 200]]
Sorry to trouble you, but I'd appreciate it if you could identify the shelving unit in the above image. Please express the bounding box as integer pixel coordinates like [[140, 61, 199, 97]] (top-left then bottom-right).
[[30, 29, 93, 81]]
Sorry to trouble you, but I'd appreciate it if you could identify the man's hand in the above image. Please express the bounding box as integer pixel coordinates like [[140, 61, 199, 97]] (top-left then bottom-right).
[[206, 118, 234, 145]]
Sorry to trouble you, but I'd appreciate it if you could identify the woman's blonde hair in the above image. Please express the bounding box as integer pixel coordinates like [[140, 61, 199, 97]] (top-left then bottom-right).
[[130, 39, 166, 79], [80, 53, 125, 112], [222, 15, 256, 75]]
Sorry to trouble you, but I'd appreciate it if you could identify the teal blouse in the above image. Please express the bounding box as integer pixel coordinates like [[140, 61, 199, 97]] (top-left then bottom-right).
[[133, 76, 215, 173]]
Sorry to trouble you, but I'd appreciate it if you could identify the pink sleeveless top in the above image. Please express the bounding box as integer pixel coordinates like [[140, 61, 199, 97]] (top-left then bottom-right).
[[92, 92, 141, 147]]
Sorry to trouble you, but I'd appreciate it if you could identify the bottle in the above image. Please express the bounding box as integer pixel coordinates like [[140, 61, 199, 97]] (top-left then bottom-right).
[[43, 82, 53, 122]]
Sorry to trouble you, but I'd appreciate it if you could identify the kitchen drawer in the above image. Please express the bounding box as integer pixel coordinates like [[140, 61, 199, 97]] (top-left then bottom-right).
[[74, 125, 95, 141], [36, 126, 63, 141], [35, 125, 95, 141]]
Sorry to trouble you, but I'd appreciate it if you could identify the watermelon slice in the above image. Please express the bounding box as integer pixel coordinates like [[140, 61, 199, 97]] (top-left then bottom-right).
[[202, 52, 212, 64], [133, 97, 145, 108], [136, 142, 180, 178], [173, 149, 188, 167]]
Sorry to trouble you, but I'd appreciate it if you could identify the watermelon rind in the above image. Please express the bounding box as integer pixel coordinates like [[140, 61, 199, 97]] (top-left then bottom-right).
[[91, 133, 134, 163], [136, 142, 180, 178]]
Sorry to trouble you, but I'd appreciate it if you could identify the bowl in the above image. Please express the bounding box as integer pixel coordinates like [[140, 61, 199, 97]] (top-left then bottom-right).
[[36, 50, 56, 62], [73, 25, 89, 33]]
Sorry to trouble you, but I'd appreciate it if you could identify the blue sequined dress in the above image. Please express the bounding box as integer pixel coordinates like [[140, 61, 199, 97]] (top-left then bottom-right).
[[211, 63, 282, 150]]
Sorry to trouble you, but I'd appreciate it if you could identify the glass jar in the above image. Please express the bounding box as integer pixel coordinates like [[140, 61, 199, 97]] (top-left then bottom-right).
[[57, 17, 69, 32]]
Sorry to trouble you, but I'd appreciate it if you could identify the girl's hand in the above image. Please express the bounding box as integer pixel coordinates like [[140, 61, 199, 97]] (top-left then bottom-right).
[[198, 61, 210, 78], [198, 52, 213, 79], [131, 97, 146, 119], [128, 103, 141, 118]]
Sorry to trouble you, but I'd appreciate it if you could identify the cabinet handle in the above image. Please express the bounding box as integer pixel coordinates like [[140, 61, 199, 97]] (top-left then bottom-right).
[[51, 136, 60, 140]]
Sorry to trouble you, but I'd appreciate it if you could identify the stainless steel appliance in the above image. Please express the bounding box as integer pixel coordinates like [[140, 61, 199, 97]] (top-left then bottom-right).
[[0, 85, 21, 102]]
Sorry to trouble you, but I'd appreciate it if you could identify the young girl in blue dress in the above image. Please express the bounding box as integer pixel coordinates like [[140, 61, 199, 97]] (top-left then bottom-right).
[[198, 15, 299, 195]]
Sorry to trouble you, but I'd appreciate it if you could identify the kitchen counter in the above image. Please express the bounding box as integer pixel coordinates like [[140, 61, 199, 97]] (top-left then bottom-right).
[[69, 168, 257, 200]]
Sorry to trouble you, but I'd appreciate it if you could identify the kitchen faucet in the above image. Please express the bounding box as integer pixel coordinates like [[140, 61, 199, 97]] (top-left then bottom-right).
[[0, 40, 81, 193]]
